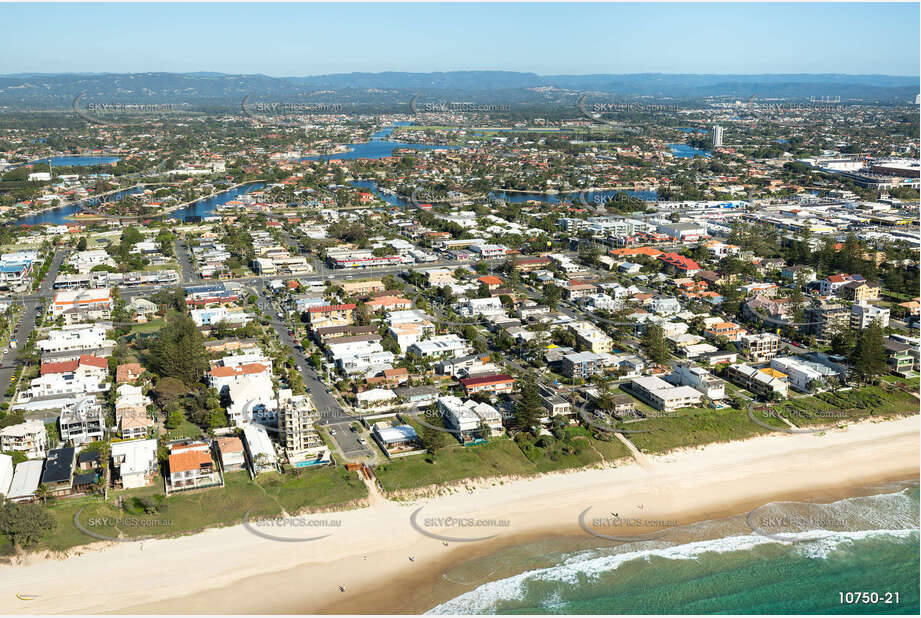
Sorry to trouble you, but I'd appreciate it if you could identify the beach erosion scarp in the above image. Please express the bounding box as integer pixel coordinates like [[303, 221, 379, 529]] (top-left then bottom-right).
[[0, 415, 917, 615]]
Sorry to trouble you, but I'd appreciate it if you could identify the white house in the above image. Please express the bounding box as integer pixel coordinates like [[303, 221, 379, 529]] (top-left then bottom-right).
[[438, 396, 503, 442], [110, 439, 159, 489], [0, 420, 48, 459]]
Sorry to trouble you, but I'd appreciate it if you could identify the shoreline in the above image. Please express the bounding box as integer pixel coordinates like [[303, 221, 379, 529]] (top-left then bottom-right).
[[0, 415, 918, 615]]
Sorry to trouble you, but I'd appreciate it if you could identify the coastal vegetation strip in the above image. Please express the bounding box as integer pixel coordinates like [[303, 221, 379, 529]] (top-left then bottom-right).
[[0, 468, 367, 556]]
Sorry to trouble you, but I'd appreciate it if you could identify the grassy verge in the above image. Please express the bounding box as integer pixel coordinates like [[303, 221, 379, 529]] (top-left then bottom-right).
[[375, 428, 631, 493], [772, 385, 918, 427], [619, 407, 777, 454], [3, 468, 367, 556]]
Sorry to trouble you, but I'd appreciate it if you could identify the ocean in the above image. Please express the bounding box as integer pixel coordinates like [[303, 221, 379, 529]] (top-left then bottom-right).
[[428, 482, 919, 615]]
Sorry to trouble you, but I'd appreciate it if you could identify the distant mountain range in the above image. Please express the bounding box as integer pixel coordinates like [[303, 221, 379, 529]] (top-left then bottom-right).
[[0, 71, 916, 110]]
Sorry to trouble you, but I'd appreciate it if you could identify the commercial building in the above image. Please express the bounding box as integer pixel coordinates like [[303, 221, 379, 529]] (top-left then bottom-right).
[[50, 288, 113, 324]]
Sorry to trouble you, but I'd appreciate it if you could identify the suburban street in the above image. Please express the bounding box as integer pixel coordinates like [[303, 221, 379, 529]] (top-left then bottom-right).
[[0, 248, 66, 405]]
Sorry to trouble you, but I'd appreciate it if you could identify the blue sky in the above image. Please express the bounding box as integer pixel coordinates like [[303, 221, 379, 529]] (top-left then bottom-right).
[[1, 2, 918, 76]]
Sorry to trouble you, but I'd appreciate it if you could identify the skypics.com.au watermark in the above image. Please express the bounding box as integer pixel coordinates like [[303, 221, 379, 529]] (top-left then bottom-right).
[[242, 508, 341, 543], [74, 508, 173, 542], [747, 404, 846, 435], [410, 506, 510, 543], [247, 102, 344, 114], [746, 506, 850, 543], [240, 94, 343, 121], [579, 506, 679, 542], [577, 93, 678, 129], [73, 94, 186, 127], [409, 94, 510, 116]]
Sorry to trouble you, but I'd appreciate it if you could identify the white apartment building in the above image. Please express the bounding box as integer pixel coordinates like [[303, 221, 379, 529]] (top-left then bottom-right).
[[37, 324, 114, 356], [850, 301, 890, 330], [0, 420, 48, 459], [568, 321, 614, 354], [628, 376, 703, 412], [59, 397, 106, 445], [408, 334, 471, 359], [68, 250, 116, 274], [276, 389, 325, 463], [740, 333, 782, 362], [460, 296, 506, 317], [667, 364, 726, 400]]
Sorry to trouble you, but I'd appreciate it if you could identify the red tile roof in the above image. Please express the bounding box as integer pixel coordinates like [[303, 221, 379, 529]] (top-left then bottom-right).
[[116, 363, 145, 383], [460, 374, 515, 388], [209, 363, 268, 378], [169, 450, 213, 474], [658, 252, 700, 271], [41, 360, 79, 375], [308, 303, 357, 313], [79, 354, 109, 369]]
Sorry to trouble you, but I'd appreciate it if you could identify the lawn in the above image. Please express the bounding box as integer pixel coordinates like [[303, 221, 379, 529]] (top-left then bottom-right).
[[621, 407, 778, 454], [128, 318, 166, 335]]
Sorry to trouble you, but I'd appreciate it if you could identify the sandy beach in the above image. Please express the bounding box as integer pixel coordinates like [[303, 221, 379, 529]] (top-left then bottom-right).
[[1, 415, 918, 615]]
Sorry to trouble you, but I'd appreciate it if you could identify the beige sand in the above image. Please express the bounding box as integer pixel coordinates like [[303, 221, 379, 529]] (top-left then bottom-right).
[[1, 415, 918, 615]]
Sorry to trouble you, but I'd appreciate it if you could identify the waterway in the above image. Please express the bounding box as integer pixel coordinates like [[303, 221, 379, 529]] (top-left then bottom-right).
[[350, 181, 657, 209], [29, 155, 121, 167], [168, 183, 265, 220], [14, 183, 264, 225], [304, 124, 459, 161], [667, 143, 712, 158]]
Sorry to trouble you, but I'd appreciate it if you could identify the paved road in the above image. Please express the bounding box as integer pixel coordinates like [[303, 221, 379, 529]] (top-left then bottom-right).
[[327, 421, 370, 458], [174, 237, 199, 284], [0, 249, 66, 404], [248, 285, 347, 420]]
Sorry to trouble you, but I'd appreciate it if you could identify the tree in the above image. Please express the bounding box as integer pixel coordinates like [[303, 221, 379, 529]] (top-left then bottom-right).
[[147, 314, 208, 387], [151, 377, 189, 406], [850, 321, 888, 384], [642, 323, 671, 365], [418, 422, 447, 455], [76, 236, 88, 251], [165, 405, 184, 431], [543, 284, 562, 310], [515, 372, 543, 432], [0, 499, 57, 549]]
